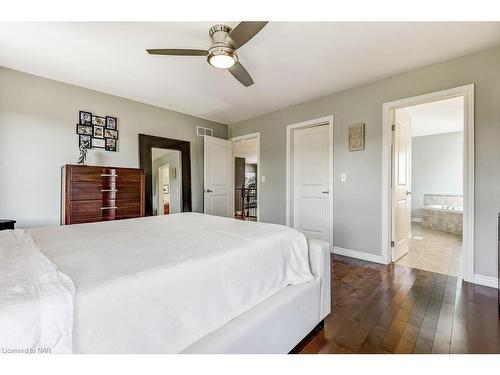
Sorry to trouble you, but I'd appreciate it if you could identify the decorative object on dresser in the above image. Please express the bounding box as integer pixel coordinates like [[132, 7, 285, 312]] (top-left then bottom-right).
[[0, 219, 16, 231], [76, 111, 118, 152], [77, 143, 89, 165], [61, 165, 144, 225], [348, 123, 365, 151]]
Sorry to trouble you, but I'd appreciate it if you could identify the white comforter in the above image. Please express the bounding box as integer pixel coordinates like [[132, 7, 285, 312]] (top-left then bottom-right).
[[28, 213, 313, 353], [0, 230, 75, 354]]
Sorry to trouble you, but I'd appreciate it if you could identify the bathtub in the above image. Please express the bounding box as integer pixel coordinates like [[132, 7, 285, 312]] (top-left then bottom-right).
[[423, 204, 463, 213], [420, 195, 463, 235]]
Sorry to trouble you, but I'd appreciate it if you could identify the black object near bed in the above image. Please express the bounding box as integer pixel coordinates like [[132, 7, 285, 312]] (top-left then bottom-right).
[[0, 219, 16, 231]]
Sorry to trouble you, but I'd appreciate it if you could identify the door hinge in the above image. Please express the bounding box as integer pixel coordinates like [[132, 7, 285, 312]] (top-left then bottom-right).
[[391, 124, 395, 132], [390, 241, 395, 247]]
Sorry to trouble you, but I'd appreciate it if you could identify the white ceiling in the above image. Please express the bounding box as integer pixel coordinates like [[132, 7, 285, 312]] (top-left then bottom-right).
[[0, 22, 499, 124], [404, 97, 464, 137], [233, 138, 258, 164]]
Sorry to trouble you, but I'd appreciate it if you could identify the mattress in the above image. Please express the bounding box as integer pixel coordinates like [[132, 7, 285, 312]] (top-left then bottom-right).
[[28, 213, 313, 353]]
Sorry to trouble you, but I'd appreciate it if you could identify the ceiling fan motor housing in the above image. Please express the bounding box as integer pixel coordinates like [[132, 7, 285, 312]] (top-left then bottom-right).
[[207, 24, 238, 67]]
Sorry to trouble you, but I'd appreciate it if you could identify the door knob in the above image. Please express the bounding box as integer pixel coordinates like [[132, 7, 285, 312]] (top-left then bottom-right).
[[406, 191, 412, 195], [322, 190, 329, 194], [206, 189, 213, 193]]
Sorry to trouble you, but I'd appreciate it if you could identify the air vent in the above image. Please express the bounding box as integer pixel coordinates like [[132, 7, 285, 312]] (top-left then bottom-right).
[[196, 126, 213, 137]]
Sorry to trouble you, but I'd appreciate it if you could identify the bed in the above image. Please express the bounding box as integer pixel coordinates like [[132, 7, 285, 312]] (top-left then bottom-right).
[[0, 213, 330, 354]]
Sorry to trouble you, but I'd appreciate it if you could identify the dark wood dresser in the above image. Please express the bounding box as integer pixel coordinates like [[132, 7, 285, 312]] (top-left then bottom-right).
[[62, 165, 144, 225]]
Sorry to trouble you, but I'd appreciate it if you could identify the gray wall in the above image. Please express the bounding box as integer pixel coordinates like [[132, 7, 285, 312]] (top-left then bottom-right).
[[411, 132, 463, 219], [230, 46, 500, 278], [0, 68, 228, 228]]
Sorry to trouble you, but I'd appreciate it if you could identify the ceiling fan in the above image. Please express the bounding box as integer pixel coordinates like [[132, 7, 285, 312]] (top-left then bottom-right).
[[146, 22, 268, 87]]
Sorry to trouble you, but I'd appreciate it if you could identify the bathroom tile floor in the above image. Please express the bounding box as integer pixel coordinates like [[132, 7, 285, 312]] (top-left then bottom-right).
[[395, 223, 462, 276]]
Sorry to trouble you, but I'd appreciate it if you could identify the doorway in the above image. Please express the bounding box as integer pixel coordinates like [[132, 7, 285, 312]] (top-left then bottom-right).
[[382, 85, 474, 282], [286, 116, 334, 248], [231, 133, 260, 221], [392, 98, 464, 277]]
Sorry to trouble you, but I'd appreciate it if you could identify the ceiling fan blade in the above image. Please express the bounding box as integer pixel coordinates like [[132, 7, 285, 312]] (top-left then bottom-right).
[[228, 62, 254, 87], [146, 49, 207, 56], [225, 21, 268, 49]]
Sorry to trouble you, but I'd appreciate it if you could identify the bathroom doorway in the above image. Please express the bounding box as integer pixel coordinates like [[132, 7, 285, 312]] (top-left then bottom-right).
[[391, 96, 465, 277]]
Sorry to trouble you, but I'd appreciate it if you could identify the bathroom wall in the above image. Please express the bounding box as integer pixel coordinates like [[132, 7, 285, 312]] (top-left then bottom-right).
[[411, 131, 464, 219]]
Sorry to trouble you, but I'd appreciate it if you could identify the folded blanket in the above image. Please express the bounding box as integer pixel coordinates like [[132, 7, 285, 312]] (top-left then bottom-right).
[[0, 229, 75, 354]]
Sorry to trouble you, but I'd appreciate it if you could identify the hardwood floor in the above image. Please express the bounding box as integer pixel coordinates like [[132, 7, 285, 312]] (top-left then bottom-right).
[[295, 255, 500, 354]]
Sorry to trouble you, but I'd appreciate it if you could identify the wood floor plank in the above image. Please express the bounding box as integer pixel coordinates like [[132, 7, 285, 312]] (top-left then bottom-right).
[[450, 280, 468, 353], [378, 273, 423, 352], [296, 255, 500, 355], [413, 273, 447, 353], [431, 276, 458, 353], [359, 270, 421, 353], [478, 286, 500, 353]]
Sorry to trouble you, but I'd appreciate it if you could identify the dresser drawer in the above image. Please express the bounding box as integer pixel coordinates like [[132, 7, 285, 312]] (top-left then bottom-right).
[[71, 181, 117, 201], [116, 170, 142, 184], [70, 167, 118, 182], [69, 199, 117, 224], [115, 199, 141, 220]]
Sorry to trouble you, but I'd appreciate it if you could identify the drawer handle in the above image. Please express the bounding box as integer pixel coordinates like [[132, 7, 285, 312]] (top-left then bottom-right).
[[101, 174, 118, 177], [101, 189, 118, 192], [101, 206, 117, 210]]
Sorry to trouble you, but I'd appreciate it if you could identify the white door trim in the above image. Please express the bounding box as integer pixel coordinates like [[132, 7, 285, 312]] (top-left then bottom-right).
[[286, 116, 334, 249], [230, 132, 261, 222], [381, 84, 475, 282]]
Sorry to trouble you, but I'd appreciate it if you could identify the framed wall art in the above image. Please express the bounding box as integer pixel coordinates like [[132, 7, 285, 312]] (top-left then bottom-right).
[[79, 111, 92, 125], [76, 111, 119, 152], [348, 123, 365, 152]]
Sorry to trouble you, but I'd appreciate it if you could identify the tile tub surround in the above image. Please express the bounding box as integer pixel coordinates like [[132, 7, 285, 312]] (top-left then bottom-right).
[[421, 206, 463, 235], [423, 194, 463, 207], [421, 194, 463, 235]]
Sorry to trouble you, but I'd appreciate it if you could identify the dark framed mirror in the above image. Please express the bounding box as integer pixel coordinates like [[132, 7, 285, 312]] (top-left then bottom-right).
[[139, 134, 192, 216]]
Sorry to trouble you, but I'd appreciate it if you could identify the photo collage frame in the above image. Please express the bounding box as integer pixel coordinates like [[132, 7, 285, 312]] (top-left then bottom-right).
[[76, 110, 118, 152]]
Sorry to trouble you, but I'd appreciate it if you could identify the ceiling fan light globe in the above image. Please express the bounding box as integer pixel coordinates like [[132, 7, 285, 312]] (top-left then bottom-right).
[[208, 54, 236, 69]]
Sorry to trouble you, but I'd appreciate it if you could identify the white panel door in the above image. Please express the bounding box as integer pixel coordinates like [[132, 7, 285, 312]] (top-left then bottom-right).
[[292, 125, 330, 242], [204, 136, 233, 217], [392, 118, 412, 262]]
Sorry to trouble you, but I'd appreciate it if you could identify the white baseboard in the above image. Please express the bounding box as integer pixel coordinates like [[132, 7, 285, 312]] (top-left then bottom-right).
[[473, 274, 498, 289], [411, 217, 422, 223], [332, 246, 387, 265]]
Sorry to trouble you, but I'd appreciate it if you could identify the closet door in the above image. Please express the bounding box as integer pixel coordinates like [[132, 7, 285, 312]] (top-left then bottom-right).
[[203, 136, 234, 217], [292, 124, 331, 243]]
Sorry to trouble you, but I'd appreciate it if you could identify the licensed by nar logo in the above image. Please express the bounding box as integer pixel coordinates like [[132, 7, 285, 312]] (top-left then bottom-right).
[[1, 347, 52, 354]]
